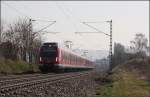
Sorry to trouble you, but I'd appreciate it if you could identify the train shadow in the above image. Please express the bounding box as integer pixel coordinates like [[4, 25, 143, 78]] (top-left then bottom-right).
[[39, 64, 93, 74]]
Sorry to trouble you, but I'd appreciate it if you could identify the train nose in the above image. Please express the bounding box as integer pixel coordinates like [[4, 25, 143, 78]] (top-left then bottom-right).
[[40, 57, 56, 64]]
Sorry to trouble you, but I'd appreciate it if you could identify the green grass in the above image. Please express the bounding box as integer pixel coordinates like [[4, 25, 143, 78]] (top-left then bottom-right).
[[96, 83, 113, 96], [95, 70, 150, 97], [0, 58, 40, 74]]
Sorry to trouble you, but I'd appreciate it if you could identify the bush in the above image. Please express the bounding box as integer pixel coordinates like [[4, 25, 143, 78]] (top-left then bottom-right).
[[0, 58, 40, 74]]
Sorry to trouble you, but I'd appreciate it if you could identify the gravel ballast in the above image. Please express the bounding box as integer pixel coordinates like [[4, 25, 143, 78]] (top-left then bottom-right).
[[1, 71, 98, 97]]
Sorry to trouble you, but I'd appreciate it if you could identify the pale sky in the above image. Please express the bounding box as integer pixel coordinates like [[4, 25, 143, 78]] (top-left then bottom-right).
[[1, 1, 149, 51]]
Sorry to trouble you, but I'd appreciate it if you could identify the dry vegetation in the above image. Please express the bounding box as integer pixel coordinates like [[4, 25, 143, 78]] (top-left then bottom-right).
[[0, 18, 41, 75], [95, 58, 150, 97], [0, 58, 40, 75]]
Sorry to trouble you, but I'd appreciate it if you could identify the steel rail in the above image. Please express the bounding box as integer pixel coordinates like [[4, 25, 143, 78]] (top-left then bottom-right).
[[0, 73, 44, 81], [0, 72, 72, 87], [0, 71, 92, 96]]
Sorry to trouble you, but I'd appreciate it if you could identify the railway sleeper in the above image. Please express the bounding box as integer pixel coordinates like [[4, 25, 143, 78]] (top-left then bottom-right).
[[0, 72, 91, 95]]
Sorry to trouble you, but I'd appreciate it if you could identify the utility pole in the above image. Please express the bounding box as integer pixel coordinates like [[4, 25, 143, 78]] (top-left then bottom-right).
[[149, 29, 150, 57], [26, 19, 30, 63], [28, 19, 32, 64], [110, 20, 113, 69], [64, 40, 73, 49], [0, 22, 3, 44], [0, 30, 1, 44], [107, 20, 113, 70], [82, 50, 88, 57], [28, 18, 36, 64], [26, 18, 56, 64], [75, 20, 113, 70]]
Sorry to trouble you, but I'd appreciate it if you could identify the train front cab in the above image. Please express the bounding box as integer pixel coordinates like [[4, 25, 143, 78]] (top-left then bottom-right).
[[39, 42, 59, 72]]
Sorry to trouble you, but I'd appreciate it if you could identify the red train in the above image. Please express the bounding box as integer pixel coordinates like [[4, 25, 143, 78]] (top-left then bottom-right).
[[39, 42, 95, 72]]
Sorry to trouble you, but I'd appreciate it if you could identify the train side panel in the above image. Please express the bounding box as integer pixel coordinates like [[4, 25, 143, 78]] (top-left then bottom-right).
[[57, 48, 94, 69]]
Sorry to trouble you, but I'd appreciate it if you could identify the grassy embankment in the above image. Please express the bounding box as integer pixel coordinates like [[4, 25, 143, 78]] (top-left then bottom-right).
[[0, 58, 40, 74], [95, 59, 150, 97]]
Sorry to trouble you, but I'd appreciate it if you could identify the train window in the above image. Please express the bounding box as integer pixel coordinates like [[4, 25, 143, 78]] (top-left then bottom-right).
[[66, 53, 68, 62], [68, 53, 70, 64], [40, 45, 57, 58], [65, 52, 68, 61], [61, 51, 63, 61], [64, 52, 66, 60], [74, 56, 76, 64], [73, 55, 75, 63], [73, 55, 75, 64], [64, 52, 66, 62], [80, 58, 81, 63], [76, 56, 77, 64], [70, 54, 72, 62], [63, 51, 67, 62], [70, 54, 72, 64], [62, 51, 64, 62], [67, 53, 68, 61], [69, 54, 71, 61], [73, 55, 74, 62], [67, 53, 69, 62], [70, 54, 72, 63]]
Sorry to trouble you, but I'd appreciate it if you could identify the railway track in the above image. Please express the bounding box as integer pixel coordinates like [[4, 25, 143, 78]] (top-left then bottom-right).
[[0, 73, 59, 87], [0, 73, 49, 81], [0, 71, 92, 96]]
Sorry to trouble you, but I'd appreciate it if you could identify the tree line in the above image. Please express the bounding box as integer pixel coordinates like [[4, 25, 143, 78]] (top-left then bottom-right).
[[112, 33, 149, 68], [0, 18, 42, 64], [0, 18, 149, 67]]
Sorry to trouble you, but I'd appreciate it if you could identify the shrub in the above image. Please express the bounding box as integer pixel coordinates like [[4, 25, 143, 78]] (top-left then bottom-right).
[[0, 58, 40, 74]]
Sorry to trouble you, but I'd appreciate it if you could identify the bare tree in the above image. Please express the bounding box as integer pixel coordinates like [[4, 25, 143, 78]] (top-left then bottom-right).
[[0, 20, 5, 58], [1, 18, 42, 63], [31, 37, 42, 64], [0, 22, 2, 43], [0, 19, 5, 44], [130, 33, 148, 58], [14, 18, 42, 62], [112, 43, 126, 67]]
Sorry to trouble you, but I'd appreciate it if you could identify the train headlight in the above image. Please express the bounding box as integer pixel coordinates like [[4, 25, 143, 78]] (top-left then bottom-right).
[[40, 57, 42, 62], [56, 57, 58, 62]]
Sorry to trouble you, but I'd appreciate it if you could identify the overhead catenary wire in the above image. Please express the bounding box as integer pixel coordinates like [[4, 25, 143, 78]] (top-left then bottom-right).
[[81, 22, 110, 36], [3, 3, 31, 19], [33, 19, 56, 23], [59, 3, 79, 32], [55, 2, 79, 32], [75, 20, 113, 69], [55, 2, 70, 20], [3, 3, 56, 32], [4, 2, 58, 46], [55, 3, 110, 36], [82, 21, 107, 23], [35, 21, 56, 33]]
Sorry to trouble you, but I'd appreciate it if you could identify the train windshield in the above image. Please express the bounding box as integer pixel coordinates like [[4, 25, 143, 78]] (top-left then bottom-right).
[[40, 43, 57, 58]]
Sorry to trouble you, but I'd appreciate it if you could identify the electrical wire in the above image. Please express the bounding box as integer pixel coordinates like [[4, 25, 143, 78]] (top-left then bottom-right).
[[3, 3, 31, 19], [55, 2, 70, 20], [33, 19, 56, 23], [59, 3, 79, 32], [3, 2, 58, 40], [35, 21, 56, 33], [82, 22, 110, 36], [55, 2, 79, 32]]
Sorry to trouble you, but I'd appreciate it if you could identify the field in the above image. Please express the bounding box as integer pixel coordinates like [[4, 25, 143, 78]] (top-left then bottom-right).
[[0, 58, 40, 74], [95, 58, 150, 97]]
